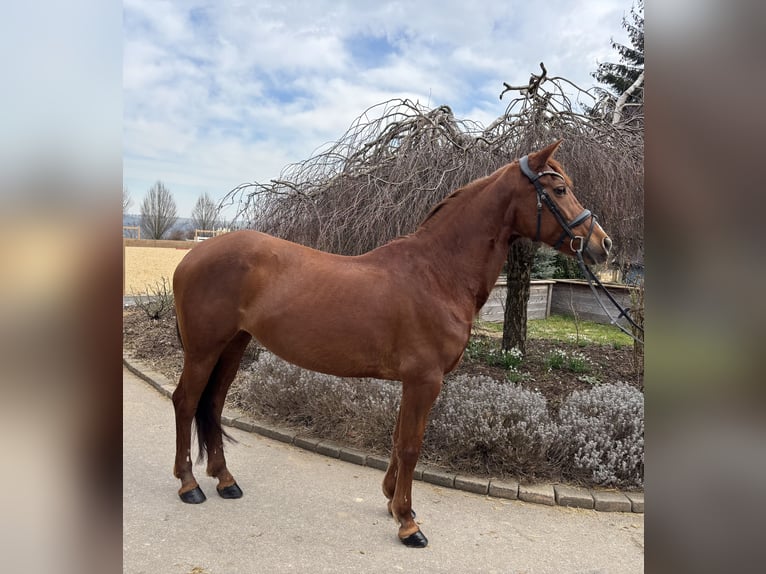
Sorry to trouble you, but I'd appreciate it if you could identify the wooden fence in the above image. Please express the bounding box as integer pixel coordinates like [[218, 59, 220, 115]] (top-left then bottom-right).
[[549, 279, 636, 326], [479, 280, 555, 322], [479, 279, 638, 326]]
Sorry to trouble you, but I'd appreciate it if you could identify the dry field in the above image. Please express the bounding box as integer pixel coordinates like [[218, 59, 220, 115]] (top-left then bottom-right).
[[123, 244, 193, 295]]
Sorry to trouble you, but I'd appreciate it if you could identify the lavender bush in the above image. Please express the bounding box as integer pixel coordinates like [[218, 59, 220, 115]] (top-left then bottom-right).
[[236, 352, 399, 451], [233, 351, 644, 488], [555, 382, 644, 487]]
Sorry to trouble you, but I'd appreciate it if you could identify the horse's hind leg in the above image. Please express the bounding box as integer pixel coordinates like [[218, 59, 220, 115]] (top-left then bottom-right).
[[172, 354, 219, 503], [199, 331, 252, 498]]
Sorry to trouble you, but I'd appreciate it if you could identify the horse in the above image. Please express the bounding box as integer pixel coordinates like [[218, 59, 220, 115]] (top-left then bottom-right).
[[171, 140, 612, 548]]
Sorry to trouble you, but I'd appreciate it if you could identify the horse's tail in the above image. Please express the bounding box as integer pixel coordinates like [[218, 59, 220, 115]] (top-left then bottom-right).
[[194, 358, 236, 464], [175, 317, 184, 350]]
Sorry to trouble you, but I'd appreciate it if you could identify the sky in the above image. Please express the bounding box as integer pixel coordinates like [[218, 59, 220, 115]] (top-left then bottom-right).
[[123, 0, 633, 220]]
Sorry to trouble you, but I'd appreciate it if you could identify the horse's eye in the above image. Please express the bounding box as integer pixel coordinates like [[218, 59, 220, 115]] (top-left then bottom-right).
[[554, 187, 566, 196]]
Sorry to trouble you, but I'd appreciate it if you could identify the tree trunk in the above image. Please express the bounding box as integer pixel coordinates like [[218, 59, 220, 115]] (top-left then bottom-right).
[[502, 238, 538, 354]]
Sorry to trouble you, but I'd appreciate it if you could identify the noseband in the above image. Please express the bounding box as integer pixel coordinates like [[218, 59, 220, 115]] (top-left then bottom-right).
[[519, 155, 596, 255]]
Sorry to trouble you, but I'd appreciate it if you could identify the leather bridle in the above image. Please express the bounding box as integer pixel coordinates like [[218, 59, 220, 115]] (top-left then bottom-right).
[[518, 154, 644, 344], [519, 155, 597, 257]]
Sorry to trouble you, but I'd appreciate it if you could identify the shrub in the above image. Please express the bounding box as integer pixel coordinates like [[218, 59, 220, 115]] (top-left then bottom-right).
[[425, 375, 557, 479], [555, 382, 644, 487], [237, 352, 399, 453], [133, 277, 174, 320]]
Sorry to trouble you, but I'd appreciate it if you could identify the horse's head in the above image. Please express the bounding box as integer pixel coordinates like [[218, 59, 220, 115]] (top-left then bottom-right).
[[513, 141, 612, 265]]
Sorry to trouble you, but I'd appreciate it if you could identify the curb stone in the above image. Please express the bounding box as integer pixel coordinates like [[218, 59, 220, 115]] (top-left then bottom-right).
[[489, 478, 519, 500], [455, 475, 489, 495], [365, 454, 389, 471], [626, 492, 644, 513], [421, 467, 455, 488], [519, 483, 556, 506], [316, 440, 343, 459], [554, 485, 594, 510], [592, 490, 632, 512], [123, 354, 643, 513], [293, 435, 321, 451]]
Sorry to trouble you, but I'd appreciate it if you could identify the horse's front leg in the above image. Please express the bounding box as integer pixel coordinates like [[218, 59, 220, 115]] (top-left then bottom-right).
[[382, 408, 401, 506], [388, 376, 442, 548]]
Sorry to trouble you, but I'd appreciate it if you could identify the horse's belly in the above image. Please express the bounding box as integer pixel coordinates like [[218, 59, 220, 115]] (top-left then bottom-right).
[[245, 305, 400, 380]]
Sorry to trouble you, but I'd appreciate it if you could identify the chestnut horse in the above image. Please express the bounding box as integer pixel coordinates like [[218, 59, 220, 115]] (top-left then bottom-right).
[[171, 141, 612, 547]]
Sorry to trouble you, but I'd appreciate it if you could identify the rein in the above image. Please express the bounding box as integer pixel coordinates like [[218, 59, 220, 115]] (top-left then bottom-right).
[[518, 155, 644, 345]]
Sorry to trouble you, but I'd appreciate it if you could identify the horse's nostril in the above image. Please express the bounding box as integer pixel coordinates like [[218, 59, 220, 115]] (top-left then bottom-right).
[[603, 237, 613, 253]]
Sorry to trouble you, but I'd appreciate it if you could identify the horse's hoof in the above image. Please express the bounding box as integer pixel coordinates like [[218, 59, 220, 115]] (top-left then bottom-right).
[[179, 486, 206, 504], [400, 530, 428, 548], [217, 482, 243, 499]]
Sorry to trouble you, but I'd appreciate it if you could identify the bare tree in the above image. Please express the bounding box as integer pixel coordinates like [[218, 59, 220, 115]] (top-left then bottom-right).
[[191, 192, 220, 232], [140, 181, 178, 239], [123, 186, 132, 213]]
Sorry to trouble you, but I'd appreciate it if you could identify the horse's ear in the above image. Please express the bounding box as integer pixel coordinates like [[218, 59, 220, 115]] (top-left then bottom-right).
[[527, 140, 563, 172]]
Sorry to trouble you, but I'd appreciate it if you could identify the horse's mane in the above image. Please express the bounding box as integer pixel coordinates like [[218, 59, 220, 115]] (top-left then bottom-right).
[[408, 156, 570, 237], [418, 167, 506, 230], [420, 188, 466, 226]]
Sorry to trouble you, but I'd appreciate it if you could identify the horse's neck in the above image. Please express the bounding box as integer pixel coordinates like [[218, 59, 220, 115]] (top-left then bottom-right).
[[393, 171, 517, 313]]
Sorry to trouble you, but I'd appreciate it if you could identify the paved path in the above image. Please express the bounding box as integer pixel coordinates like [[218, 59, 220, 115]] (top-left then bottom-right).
[[124, 368, 643, 574]]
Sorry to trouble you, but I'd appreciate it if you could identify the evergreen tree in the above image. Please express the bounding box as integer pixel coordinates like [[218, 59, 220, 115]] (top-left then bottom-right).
[[593, 0, 644, 100]]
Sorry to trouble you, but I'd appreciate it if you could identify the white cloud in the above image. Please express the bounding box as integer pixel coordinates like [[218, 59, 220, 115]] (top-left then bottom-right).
[[123, 0, 634, 218]]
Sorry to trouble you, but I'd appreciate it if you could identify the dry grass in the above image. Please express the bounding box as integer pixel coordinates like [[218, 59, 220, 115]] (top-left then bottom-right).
[[123, 245, 192, 295]]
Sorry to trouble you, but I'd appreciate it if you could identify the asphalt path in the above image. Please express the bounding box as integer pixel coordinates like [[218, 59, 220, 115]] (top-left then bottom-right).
[[123, 367, 644, 574]]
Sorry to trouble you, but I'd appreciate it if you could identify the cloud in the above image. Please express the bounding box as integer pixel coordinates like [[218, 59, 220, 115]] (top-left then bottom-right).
[[123, 0, 632, 218]]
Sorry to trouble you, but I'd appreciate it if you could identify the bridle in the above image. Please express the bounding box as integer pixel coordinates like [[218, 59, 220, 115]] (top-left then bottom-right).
[[518, 154, 644, 345], [519, 155, 596, 257]]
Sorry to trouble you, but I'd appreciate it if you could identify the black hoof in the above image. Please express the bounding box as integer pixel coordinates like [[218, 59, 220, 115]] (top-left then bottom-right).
[[400, 530, 428, 548], [179, 486, 206, 504], [217, 482, 243, 499]]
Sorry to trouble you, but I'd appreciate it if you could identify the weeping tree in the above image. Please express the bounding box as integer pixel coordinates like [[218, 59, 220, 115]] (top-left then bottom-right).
[[225, 65, 642, 356], [226, 100, 503, 254]]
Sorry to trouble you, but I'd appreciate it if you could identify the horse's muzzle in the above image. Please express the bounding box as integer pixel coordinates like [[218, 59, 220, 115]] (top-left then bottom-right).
[[585, 236, 612, 265]]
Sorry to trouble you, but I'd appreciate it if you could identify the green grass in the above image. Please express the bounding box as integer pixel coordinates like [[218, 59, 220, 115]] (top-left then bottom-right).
[[475, 315, 634, 348]]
